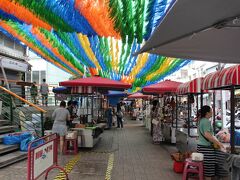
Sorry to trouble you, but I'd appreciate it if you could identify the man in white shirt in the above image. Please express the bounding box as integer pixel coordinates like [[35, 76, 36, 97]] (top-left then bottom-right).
[[40, 79, 49, 106]]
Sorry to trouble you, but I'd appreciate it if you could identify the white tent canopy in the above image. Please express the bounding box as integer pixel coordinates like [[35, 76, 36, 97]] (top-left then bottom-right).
[[138, 0, 240, 63]]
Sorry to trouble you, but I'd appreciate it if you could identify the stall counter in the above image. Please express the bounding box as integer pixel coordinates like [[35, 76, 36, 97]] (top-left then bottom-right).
[[71, 125, 103, 148], [176, 128, 198, 153]]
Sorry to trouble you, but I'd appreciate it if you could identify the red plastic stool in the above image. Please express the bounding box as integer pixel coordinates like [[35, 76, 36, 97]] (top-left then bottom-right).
[[182, 158, 204, 180], [63, 138, 78, 155]]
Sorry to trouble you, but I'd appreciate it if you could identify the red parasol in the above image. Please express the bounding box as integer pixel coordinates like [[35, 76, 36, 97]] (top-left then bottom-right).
[[59, 76, 131, 90], [142, 80, 182, 94], [128, 92, 151, 99]]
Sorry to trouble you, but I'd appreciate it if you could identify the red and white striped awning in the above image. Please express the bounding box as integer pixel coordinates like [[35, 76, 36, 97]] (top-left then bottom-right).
[[71, 86, 94, 94], [202, 65, 240, 90], [202, 71, 221, 90], [177, 78, 203, 94], [217, 65, 240, 87]]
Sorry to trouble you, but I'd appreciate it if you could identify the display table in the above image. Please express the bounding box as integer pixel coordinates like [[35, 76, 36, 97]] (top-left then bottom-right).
[[145, 117, 151, 132], [162, 122, 182, 144], [176, 128, 198, 153], [71, 125, 103, 148], [162, 123, 172, 143]]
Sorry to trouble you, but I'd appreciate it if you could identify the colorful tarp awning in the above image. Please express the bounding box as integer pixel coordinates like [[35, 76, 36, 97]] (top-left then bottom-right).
[[0, 0, 191, 91], [177, 78, 203, 95], [59, 76, 131, 89], [128, 92, 151, 99], [142, 80, 182, 94], [202, 65, 240, 90]]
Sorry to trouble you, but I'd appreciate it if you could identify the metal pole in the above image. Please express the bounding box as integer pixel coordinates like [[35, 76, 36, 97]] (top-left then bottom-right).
[[196, 94, 199, 112], [230, 85, 235, 154], [41, 112, 44, 137], [91, 94, 94, 121], [10, 98, 13, 125], [187, 94, 191, 136], [200, 90, 203, 108], [176, 95, 178, 129], [213, 91, 216, 135], [171, 96, 174, 127]]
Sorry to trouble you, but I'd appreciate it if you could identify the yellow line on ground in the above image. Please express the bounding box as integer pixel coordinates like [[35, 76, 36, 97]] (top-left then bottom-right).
[[54, 154, 81, 180], [105, 153, 114, 180]]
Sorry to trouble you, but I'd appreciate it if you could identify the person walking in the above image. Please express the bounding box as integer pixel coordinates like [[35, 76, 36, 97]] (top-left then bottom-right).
[[107, 106, 113, 129], [52, 101, 70, 154], [40, 78, 49, 106], [116, 103, 123, 128], [66, 100, 74, 128], [197, 105, 229, 180], [30, 82, 38, 104]]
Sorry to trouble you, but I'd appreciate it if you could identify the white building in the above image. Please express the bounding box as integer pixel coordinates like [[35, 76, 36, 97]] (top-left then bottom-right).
[[168, 60, 237, 83], [27, 51, 71, 87]]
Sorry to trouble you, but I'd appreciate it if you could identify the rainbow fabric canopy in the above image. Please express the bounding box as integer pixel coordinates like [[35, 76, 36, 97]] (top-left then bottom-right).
[[0, 0, 190, 91]]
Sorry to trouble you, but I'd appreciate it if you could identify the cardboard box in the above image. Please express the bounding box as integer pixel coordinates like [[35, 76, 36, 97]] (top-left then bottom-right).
[[65, 131, 78, 139]]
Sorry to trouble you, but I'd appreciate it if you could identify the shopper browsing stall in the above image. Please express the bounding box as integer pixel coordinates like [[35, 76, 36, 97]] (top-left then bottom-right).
[[52, 101, 70, 154], [197, 105, 229, 180], [106, 106, 113, 129], [117, 103, 124, 128]]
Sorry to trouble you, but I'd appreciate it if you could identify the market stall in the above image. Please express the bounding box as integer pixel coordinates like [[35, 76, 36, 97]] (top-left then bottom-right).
[[127, 92, 151, 123], [176, 78, 204, 153], [202, 65, 240, 153], [142, 80, 182, 143], [59, 76, 131, 148]]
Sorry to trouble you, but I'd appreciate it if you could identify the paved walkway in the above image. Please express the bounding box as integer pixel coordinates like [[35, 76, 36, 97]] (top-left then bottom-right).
[[0, 119, 181, 180]]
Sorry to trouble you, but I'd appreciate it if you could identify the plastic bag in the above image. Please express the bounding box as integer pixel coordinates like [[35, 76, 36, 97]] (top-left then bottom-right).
[[3, 132, 31, 145], [20, 136, 44, 151], [20, 136, 34, 151]]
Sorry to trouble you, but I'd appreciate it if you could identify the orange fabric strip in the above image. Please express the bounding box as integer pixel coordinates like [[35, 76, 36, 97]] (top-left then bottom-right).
[[0, 0, 51, 30], [75, 0, 120, 38], [0, 22, 74, 75]]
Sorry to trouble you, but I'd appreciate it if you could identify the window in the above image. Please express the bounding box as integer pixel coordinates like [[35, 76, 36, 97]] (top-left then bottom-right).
[[40, 71, 46, 82], [15, 43, 25, 54], [32, 71, 39, 84], [4, 36, 14, 49], [180, 69, 188, 78], [26, 71, 31, 82], [0, 32, 3, 45]]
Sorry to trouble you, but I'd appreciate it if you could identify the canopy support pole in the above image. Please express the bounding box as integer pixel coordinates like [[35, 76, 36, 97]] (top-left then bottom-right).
[[196, 94, 199, 112], [213, 91, 216, 135], [230, 85, 235, 154], [200, 90, 203, 108], [176, 95, 178, 129], [187, 94, 191, 136]]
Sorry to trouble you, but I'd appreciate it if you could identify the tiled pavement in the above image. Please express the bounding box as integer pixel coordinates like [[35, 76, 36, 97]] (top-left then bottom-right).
[[0, 119, 181, 180]]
